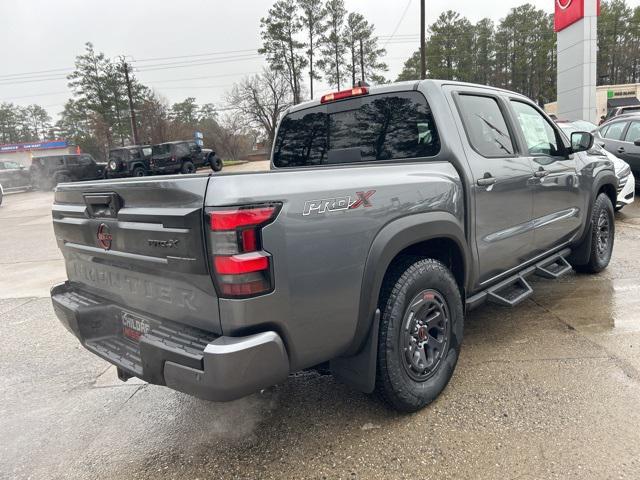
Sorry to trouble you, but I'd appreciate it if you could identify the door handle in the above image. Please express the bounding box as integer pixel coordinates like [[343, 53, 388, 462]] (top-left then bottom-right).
[[534, 169, 549, 178], [477, 176, 497, 187], [617, 147, 626, 154]]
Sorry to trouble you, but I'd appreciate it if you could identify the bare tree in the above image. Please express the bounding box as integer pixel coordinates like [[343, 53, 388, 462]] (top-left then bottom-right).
[[227, 69, 293, 151]]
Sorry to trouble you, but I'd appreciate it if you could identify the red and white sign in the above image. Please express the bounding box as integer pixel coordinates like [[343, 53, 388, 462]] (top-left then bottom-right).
[[554, 0, 600, 32]]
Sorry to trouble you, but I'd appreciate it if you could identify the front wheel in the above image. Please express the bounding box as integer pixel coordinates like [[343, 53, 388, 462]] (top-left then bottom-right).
[[210, 155, 223, 172], [376, 258, 463, 413], [573, 193, 615, 273]]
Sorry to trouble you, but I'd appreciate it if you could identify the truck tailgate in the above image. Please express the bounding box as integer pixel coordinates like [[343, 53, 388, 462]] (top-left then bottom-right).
[[52, 174, 221, 334]]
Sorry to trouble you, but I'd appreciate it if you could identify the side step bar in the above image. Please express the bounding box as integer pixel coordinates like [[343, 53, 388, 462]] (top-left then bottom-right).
[[487, 276, 533, 307], [466, 248, 572, 310]]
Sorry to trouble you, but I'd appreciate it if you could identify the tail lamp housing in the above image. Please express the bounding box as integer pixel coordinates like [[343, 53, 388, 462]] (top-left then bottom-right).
[[207, 203, 281, 298]]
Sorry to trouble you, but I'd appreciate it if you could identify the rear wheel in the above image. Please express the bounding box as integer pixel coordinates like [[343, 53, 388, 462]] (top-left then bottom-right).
[[181, 161, 195, 174], [53, 174, 71, 190], [132, 166, 146, 177], [573, 193, 615, 273], [375, 258, 463, 413]]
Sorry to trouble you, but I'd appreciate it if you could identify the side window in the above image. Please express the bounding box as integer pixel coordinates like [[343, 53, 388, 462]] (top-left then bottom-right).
[[78, 155, 93, 166], [457, 94, 514, 157], [142, 147, 152, 157], [624, 121, 640, 143], [273, 91, 440, 167], [175, 143, 189, 157], [510, 101, 562, 157], [603, 122, 628, 140]]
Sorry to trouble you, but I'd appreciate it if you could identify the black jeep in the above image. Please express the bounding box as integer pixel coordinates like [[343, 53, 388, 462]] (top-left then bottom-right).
[[30, 154, 105, 190], [149, 141, 223, 175], [106, 145, 152, 178]]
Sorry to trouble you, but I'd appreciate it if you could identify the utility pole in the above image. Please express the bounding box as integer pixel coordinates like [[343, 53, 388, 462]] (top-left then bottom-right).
[[420, 0, 426, 80], [121, 58, 139, 145], [360, 38, 366, 84]]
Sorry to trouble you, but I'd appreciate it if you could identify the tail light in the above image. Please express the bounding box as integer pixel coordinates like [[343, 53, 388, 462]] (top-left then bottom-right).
[[207, 203, 281, 298], [171, 156, 176, 162]]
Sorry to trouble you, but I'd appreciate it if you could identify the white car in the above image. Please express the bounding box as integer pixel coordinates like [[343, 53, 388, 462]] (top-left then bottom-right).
[[601, 147, 635, 211], [557, 120, 635, 211]]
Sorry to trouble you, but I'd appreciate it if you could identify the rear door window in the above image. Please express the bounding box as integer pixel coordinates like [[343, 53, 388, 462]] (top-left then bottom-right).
[[273, 91, 440, 168], [456, 94, 515, 157], [603, 122, 628, 140], [624, 121, 640, 143], [152, 144, 171, 156]]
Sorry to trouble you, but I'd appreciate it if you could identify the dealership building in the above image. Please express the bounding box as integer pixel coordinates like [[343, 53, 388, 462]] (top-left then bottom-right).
[[0, 140, 79, 168], [545, 83, 640, 120]]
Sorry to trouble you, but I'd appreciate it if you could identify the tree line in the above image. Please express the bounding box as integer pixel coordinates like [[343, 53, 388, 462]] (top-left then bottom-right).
[[4, 0, 640, 160], [397, 0, 640, 106], [0, 104, 52, 144], [260, 0, 387, 102]]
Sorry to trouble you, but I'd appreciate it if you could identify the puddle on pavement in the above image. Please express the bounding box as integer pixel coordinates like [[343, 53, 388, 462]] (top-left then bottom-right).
[[532, 277, 640, 334]]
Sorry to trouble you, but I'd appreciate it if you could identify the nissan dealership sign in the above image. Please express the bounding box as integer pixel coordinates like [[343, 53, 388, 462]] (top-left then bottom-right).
[[555, 0, 601, 32]]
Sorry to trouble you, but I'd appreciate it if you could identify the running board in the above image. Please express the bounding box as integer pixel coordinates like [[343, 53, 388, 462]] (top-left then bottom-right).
[[487, 276, 533, 307], [466, 248, 572, 311], [535, 256, 572, 279]]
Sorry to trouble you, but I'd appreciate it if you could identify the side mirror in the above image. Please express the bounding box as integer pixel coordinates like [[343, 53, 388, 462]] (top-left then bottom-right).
[[634, 140, 640, 147], [570, 131, 594, 153]]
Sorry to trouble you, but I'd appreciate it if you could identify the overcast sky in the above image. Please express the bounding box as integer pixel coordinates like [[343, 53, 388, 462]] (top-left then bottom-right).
[[0, 0, 628, 120]]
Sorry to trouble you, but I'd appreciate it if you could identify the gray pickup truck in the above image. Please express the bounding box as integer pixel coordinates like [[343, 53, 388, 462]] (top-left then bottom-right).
[[51, 80, 618, 412]]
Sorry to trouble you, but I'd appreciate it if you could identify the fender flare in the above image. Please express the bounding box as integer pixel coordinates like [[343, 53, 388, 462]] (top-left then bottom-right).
[[352, 211, 468, 357], [331, 211, 469, 393], [129, 162, 147, 172], [570, 169, 618, 265]]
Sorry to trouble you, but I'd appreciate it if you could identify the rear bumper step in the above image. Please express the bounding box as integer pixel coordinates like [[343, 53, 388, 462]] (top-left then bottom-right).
[[51, 282, 289, 402]]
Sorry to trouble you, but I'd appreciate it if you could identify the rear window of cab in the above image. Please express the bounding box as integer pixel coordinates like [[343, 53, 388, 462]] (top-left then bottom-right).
[[273, 91, 440, 168]]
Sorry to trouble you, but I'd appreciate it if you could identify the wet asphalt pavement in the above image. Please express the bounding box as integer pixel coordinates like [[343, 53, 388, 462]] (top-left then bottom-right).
[[1, 178, 640, 479]]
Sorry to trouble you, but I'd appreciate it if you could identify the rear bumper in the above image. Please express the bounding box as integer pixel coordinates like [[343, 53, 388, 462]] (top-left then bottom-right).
[[51, 282, 289, 402]]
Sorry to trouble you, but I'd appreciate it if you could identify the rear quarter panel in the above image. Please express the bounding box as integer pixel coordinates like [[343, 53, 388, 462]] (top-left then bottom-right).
[[207, 163, 463, 370]]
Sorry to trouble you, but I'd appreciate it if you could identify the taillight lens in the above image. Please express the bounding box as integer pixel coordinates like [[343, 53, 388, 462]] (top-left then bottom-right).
[[207, 203, 281, 298]]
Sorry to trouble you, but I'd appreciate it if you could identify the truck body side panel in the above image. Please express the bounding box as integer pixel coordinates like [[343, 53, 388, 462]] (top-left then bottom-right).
[[206, 163, 463, 370]]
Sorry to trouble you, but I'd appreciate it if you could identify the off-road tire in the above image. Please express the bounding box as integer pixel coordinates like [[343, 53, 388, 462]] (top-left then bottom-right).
[[375, 258, 463, 413], [210, 155, 223, 172], [181, 161, 196, 174], [132, 166, 146, 177], [573, 193, 615, 274], [53, 174, 71, 190]]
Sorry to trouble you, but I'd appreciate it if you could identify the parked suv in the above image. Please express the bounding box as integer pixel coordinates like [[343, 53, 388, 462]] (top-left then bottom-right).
[[0, 160, 31, 205], [106, 145, 152, 178], [149, 141, 223, 175], [595, 113, 640, 188], [31, 154, 105, 190], [51, 80, 618, 413]]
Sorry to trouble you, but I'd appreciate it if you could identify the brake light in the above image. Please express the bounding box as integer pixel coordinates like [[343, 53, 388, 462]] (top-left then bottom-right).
[[171, 156, 176, 162], [321, 86, 369, 104], [207, 204, 281, 298]]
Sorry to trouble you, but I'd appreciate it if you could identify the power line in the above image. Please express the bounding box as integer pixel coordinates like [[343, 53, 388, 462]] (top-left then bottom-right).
[[382, 0, 414, 50], [132, 48, 258, 63]]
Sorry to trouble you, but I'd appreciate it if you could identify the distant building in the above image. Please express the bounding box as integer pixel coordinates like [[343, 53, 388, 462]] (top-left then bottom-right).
[[0, 140, 79, 167], [545, 83, 640, 121], [240, 141, 269, 162]]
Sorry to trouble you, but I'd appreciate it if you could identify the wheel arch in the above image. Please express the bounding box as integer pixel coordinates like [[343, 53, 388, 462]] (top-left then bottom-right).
[[348, 211, 469, 357]]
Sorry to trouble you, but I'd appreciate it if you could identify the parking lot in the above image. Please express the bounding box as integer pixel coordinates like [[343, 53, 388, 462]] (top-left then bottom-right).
[[1, 177, 640, 479]]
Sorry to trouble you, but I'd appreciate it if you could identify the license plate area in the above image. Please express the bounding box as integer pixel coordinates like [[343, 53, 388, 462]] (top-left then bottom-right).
[[121, 311, 154, 343]]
